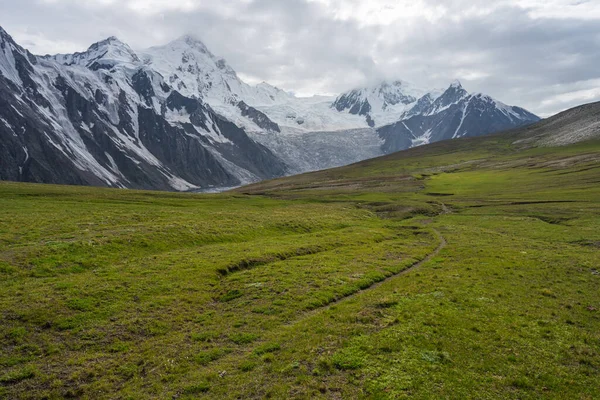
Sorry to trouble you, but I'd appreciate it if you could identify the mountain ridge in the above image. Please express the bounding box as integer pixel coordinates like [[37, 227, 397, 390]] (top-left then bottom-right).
[[0, 27, 543, 191], [0, 27, 287, 191]]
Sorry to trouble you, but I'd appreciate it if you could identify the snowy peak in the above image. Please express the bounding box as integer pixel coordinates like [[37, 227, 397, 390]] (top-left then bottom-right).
[[89, 36, 132, 54], [449, 79, 463, 89], [141, 34, 243, 103], [145, 34, 236, 78], [332, 80, 430, 127], [410, 81, 536, 125], [48, 36, 140, 70], [333, 80, 425, 114], [439, 80, 469, 102], [376, 80, 422, 107], [140, 34, 294, 134], [424, 81, 469, 115], [86, 36, 140, 65], [160, 34, 230, 74], [173, 34, 213, 56]]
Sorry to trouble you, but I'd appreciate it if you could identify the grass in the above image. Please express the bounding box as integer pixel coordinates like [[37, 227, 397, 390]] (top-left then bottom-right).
[[0, 133, 599, 398]]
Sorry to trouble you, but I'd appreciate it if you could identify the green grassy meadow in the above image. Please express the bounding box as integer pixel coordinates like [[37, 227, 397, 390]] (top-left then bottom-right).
[[1, 134, 599, 398]]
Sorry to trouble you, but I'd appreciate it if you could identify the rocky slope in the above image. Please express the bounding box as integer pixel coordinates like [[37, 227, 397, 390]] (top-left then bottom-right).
[[0, 27, 286, 190], [512, 101, 600, 147]]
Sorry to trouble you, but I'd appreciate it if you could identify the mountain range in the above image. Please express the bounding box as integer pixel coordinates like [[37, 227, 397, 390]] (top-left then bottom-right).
[[0, 27, 540, 190]]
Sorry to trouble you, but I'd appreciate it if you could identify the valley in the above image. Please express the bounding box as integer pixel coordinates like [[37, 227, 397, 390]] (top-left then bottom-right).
[[2, 1, 600, 398], [1, 103, 598, 399]]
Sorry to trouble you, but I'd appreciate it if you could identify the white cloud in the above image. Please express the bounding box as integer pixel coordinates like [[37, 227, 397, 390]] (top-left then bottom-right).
[[515, 0, 600, 20], [1, 0, 599, 116], [307, 0, 448, 25]]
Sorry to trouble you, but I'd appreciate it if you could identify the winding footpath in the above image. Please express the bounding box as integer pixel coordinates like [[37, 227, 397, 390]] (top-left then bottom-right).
[[292, 202, 453, 321], [211, 216, 450, 377], [289, 227, 447, 326]]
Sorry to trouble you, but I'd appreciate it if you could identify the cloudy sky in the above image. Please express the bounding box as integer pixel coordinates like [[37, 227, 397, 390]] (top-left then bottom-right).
[[1, 0, 600, 117]]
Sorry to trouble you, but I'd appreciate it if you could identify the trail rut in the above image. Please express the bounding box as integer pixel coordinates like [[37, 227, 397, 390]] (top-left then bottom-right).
[[289, 227, 447, 325]]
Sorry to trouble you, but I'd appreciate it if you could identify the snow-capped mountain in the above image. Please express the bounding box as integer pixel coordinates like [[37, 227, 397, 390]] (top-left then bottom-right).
[[377, 81, 540, 152], [141, 35, 291, 107], [111, 33, 542, 149], [140, 35, 368, 134], [249, 79, 538, 172], [43, 36, 141, 70], [331, 80, 432, 127], [0, 27, 286, 190], [140, 35, 289, 134], [0, 26, 541, 190]]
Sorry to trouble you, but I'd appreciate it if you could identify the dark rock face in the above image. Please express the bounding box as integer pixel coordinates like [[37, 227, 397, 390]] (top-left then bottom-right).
[[166, 96, 287, 180], [333, 90, 372, 116], [211, 115, 288, 179], [430, 81, 469, 112], [377, 84, 540, 153], [365, 114, 375, 128], [237, 101, 280, 132], [403, 93, 435, 119], [0, 26, 288, 191], [0, 76, 108, 187], [132, 70, 157, 106]]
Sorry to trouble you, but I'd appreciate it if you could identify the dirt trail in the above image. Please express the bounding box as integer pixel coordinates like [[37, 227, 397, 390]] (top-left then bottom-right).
[[289, 203, 452, 324], [440, 203, 452, 214], [289, 227, 447, 325], [213, 220, 449, 374]]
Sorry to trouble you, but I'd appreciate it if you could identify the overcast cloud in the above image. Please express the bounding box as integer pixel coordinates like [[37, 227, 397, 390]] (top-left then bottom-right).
[[1, 0, 600, 116]]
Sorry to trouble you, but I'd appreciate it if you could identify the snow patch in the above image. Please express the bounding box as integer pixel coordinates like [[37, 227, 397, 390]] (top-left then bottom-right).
[[453, 96, 472, 138], [0, 41, 23, 85], [412, 129, 433, 147], [10, 105, 24, 118], [0, 117, 12, 131]]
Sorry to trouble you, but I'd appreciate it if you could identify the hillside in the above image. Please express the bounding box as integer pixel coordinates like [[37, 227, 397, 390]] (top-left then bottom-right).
[[0, 102, 599, 399], [239, 101, 600, 194]]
